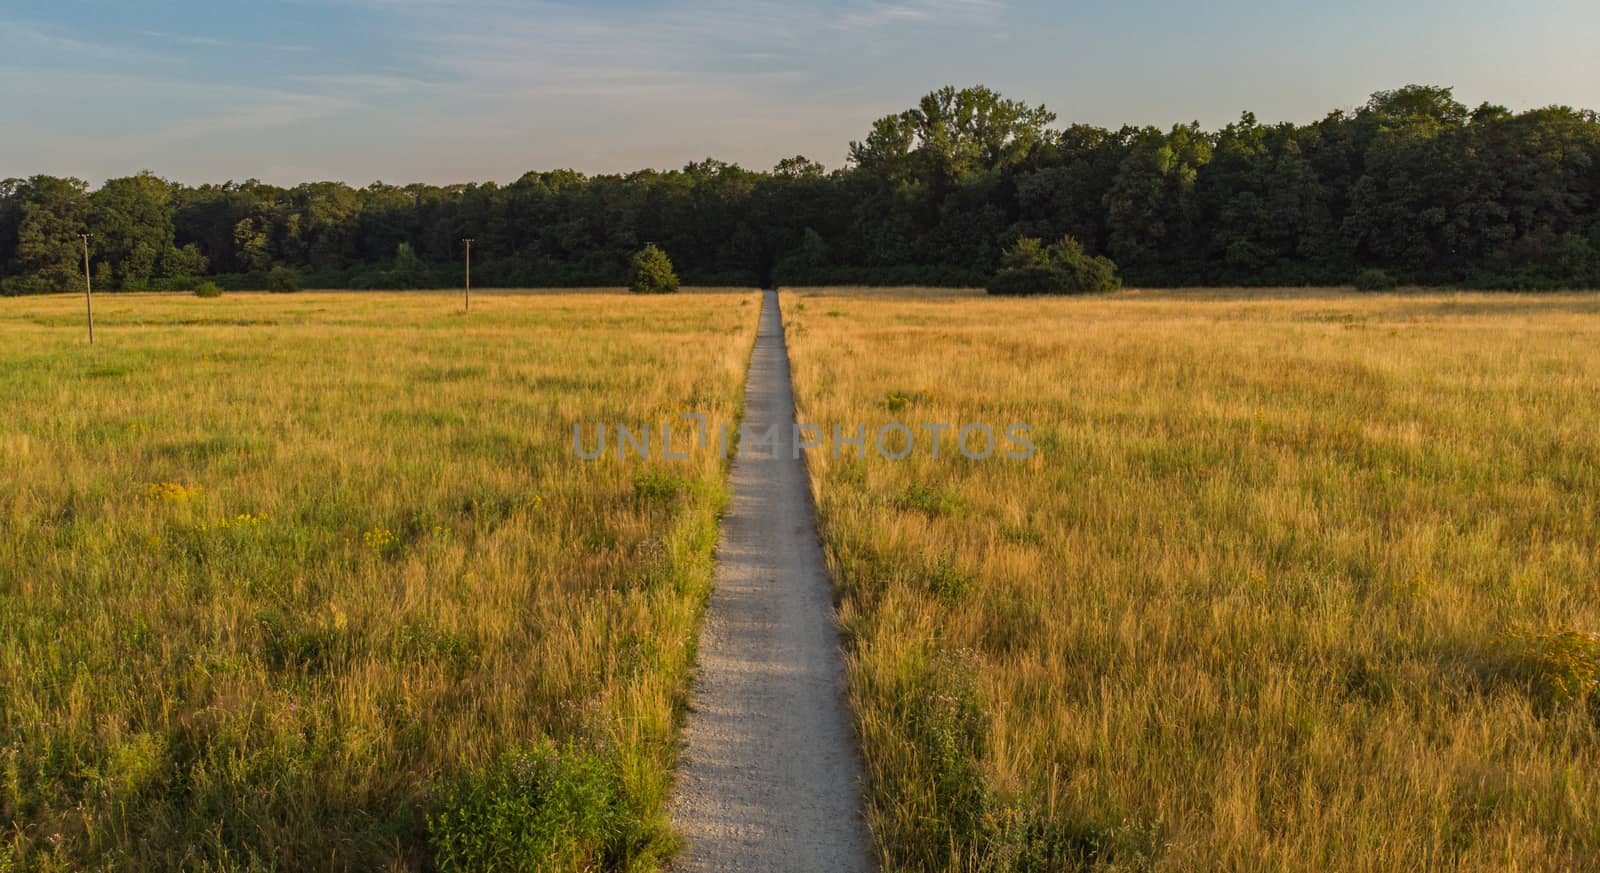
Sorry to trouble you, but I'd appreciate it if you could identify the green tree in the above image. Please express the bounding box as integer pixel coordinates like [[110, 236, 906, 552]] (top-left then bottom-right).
[[1105, 124, 1212, 281], [0, 178, 22, 279], [1197, 113, 1272, 278], [1261, 137, 1339, 277], [234, 217, 273, 272], [267, 264, 301, 292], [292, 181, 362, 270], [1340, 121, 1457, 275], [1014, 124, 1126, 255], [163, 243, 209, 278], [988, 236, 1120, 295], [171, 179, 284, 274], [1363, 85, 1470, 128], [89, 173, 189, 289], [851, 85, 1056, 188], [773, 156, 826, 179], [775, 227, 829, 280], [628, 244, 678, 294], [14, 176, 90, 293], [386, 241, 429, 288]]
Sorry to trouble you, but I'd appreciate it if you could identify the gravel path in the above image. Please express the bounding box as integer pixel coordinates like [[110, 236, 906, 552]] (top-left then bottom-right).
[[669, 289, 874, 872]]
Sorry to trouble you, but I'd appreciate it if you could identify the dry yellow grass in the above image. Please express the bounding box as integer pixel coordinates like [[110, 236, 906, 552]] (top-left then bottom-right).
[[0, 290, 759, 871], [782, 288, 1600, 872]]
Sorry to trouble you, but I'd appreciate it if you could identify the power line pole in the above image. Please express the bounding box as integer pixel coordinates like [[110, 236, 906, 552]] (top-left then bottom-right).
[[81, 234, 94, 345], [462, 238, 474, 313]]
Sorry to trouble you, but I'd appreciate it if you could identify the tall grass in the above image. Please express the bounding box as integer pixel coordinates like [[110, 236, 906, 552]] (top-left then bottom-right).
[[783, 288, 1600, 872], [0, 290, 759, 871]]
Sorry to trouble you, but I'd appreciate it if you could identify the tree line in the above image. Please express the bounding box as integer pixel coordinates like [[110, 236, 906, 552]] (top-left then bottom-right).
[[3, 84, 1598, 294]]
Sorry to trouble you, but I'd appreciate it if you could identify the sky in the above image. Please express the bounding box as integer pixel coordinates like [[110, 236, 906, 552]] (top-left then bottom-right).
[[3, 0, 1597, 186]]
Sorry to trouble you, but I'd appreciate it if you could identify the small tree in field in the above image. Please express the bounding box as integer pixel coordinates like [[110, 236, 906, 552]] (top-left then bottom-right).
[[389, 242, 429, 289], [267, 265, 302, 293], [629, 245, 679, 294], [987, 236, 1120, 296], [1353, 268, 1398, 291]]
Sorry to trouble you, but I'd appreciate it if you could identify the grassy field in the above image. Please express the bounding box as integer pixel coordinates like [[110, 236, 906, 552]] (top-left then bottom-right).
[[0, 290, 758, 871], [782, 289, 1600, 872]]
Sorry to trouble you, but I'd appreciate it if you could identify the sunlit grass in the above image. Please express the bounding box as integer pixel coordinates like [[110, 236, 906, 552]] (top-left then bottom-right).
[[783, 288, 1600, 872], [0, 290, 759, 871]]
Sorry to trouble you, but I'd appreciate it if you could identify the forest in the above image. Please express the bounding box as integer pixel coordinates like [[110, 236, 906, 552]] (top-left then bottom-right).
[[3, 84, 1598, 293]]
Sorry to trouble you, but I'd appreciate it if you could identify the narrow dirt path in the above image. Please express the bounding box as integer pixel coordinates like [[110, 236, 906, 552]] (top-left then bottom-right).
[[670, 290, 873, 872]]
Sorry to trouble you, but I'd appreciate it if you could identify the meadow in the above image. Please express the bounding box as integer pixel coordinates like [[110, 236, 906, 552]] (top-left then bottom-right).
[[783, 288, 1600, 872], [0, 290, 759, 871]]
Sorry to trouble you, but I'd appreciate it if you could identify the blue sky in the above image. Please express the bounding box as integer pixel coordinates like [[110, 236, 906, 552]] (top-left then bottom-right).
[[3, 0, 1596, 185]]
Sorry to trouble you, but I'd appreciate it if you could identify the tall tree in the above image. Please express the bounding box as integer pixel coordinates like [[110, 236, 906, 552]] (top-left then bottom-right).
[[851, 85, 1056, 188], [88, 172, 191, 289], [1105, 124, 1212, 280], [14, 176, 90, 293]]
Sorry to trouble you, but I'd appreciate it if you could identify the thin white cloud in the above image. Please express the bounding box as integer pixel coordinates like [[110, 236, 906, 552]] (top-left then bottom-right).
[[835, 0, 1006, 32], [140, 30, 231, 48], [137, 28, 314, 53], [0, 20, 156, 62], [291, 73, 442, 95], [265, 0, 1004, 122], [378, 1, 820, 103], [269, 0, 963, 175], [145, 94, 356, 144], [0, 66, 359, 145]]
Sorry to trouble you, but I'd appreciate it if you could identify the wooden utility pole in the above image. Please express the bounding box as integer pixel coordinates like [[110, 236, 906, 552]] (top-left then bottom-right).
[[81, 234, 94, 344], [462, 238, 474, 313]]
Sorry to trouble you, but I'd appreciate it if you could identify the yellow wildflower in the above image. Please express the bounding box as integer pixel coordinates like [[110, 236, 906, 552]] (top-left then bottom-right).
[[145, 482, 203, 503], [218, 512, 267, 530]]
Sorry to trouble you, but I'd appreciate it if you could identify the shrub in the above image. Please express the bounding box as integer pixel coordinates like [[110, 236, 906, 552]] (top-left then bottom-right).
[[628, 245, 679, 294], [428, 742, 647, 873], [1353, 268, 1398, 291], [898, 481, 963, 517], [988, 236, 1120, 296], [633, 470, 688, 504], [890, 651, 989, 864], [988, 265, 1071, 296], [267, 265, 302, 293], [1495, 626, 1600, 708], [884, 389, 933, 412], [193, 282, 223, 298]]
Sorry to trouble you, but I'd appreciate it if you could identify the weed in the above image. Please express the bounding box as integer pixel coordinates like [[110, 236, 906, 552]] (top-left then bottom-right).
[[1494, 625, 1600, 708], [1353, 268, 1399, 291], [428, 742, 650, 873], [898, 481, 963, 516], [363, 526, 397, 553], [633, 471, 688, 504], [884, 389, 933, 412], [218, 512, 267, 530], [997, 522, 1043, 546], [924, 554, 974, 603], [145, 481, 204, 503]]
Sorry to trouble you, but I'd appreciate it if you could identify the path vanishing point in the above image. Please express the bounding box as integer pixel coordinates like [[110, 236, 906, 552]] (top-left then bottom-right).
[[669, 289, 874, 872]]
